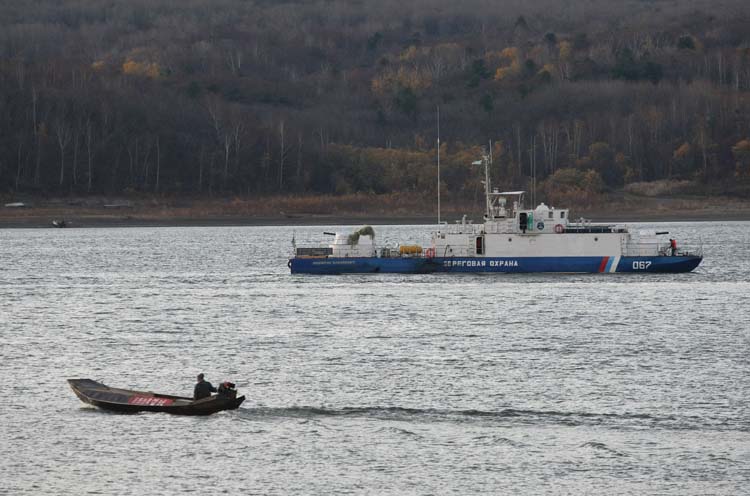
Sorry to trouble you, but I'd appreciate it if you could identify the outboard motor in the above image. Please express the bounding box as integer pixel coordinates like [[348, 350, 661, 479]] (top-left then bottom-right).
[[217, 381, 238, 399]]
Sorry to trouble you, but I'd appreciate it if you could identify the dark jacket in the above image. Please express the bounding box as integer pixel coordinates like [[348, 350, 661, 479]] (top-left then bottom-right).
[[194, 380, 217, 400]]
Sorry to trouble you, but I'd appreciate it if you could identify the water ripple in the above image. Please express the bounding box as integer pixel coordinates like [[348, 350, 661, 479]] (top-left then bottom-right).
[[2, 222, 748, 495]]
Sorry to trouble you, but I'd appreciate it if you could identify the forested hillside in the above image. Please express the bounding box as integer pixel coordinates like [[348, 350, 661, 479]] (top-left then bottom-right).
[[1, 0, 750, 205]]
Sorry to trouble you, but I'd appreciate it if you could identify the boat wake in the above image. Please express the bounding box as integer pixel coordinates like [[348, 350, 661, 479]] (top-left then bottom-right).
[[232, 405, 735, 431], [64, 398, 746, 433]]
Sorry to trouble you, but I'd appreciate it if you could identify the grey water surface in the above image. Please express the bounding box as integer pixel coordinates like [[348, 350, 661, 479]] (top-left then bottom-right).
[[1, 222, 748, 495]]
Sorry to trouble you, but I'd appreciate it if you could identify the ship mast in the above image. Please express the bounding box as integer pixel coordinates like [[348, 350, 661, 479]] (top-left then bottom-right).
[[472, 149, 494, 220], [483, 150, 493, 220], [437, 106, 441, 225]]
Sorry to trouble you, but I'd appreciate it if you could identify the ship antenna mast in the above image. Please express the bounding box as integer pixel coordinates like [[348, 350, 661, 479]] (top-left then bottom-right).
[[484, 148, 492, 220], [437, 106, 441, 225], [472, 149, 493, 220]]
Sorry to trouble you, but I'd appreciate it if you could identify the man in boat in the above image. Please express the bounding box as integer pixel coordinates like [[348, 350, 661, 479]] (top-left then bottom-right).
[[194, 373, 217, 400], [670, 238, 677, 256]]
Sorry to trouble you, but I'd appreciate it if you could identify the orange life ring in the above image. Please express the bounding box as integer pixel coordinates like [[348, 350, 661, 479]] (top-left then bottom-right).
[[554, 224, 565, 234]]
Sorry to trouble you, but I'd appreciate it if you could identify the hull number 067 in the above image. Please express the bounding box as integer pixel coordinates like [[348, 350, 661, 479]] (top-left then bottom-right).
[[632, 261, 652, 270]]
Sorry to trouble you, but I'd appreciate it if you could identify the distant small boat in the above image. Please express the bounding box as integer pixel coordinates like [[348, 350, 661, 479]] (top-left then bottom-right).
[[52, 219, 67, 228], [68, 379, 245, 416], [103, 203, 132, 208]]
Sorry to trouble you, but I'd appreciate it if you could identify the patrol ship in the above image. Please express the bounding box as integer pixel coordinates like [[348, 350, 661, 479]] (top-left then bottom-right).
[[289, 153, 703, 274]]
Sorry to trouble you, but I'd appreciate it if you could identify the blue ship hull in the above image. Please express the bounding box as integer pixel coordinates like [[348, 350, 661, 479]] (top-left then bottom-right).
[[289, 257, 439, 274], [289, 255, 702, 274]]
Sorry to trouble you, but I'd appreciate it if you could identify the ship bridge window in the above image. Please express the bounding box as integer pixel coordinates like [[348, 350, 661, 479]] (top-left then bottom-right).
[[475, 236, 484, 255], [560, 211, 566, 219], [548, 211, 553, 219]]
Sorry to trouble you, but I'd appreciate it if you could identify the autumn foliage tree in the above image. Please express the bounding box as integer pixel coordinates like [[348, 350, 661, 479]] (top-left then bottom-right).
[[542, 168, 605, 208], [0, 0, 749, 205]]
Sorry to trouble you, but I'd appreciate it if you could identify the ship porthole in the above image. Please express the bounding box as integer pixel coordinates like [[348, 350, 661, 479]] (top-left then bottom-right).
[[508, 238, 512, 242], [595, 237, 598, 241]]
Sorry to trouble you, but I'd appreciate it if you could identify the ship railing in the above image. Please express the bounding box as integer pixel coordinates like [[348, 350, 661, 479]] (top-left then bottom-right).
[[294, 246, 333, 257], [663, 242, 703, 257], [622, 242, 703, 257], [440, 222, 484, 235], [679, 244, 704, 257], [622, 242, 661, 257], [566, 225, 625, 234]]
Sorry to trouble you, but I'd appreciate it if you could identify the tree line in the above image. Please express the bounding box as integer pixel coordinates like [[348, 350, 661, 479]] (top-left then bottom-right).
[[1, 0, 749, 203]]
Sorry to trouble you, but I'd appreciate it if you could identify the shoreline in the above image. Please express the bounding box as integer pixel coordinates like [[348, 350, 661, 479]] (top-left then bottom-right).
[[3, 192, 750, 228], [2, 209, 750, 228]]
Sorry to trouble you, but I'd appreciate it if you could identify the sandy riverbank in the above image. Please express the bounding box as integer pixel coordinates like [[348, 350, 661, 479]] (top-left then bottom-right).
[[2, 194, 750, 228]]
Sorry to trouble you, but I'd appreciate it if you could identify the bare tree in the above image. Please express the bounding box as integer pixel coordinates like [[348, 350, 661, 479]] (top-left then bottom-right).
[[538, 121, 559, 175], [296, 132, 304, 187], [85, 118, 94, 192], [32, 88, 43, 186], [155, 135, 161, 193], [71, 119, 81, 188], [232, 122, 243, 169], [54, 117, 72, 187], [15, 136, 24, 191], [278, 120, 290, 190]]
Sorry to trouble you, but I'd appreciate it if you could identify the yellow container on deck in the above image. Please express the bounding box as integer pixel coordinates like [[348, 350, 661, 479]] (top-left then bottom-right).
[[399, 245, 423, 255]]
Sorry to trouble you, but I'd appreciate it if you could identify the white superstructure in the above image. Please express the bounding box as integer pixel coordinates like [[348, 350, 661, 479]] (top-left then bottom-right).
[[431, 153, 677, 260]]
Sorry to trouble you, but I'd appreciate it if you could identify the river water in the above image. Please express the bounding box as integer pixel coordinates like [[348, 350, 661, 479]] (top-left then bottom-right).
[[1, 222, 748, 494]]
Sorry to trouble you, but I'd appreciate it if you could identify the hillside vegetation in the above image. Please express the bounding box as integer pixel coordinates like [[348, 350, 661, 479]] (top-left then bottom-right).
[[1, 0, 750, 208]]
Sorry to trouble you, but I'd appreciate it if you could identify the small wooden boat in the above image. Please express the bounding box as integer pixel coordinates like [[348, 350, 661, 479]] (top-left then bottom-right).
[[68, 378, 245, 415]]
